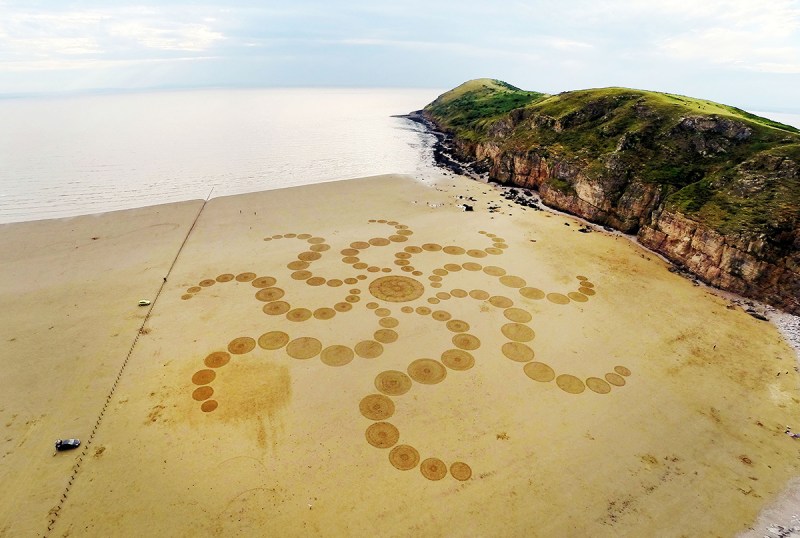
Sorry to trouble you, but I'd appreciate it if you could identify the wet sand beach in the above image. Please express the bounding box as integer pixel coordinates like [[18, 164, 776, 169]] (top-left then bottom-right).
[[1, 174, 799, 536]]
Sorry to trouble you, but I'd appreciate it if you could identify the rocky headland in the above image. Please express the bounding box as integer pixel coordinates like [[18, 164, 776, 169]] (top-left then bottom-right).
[[413, 79, 800, 315]]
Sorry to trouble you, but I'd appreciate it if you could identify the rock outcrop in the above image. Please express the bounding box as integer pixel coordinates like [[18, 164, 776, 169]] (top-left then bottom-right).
[[421, 80, 800, 314]]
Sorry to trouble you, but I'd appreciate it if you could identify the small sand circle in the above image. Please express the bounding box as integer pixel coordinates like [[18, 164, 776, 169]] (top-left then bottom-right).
[[441, 349, 475, 370], [452, 334, 481, 351], [500, 275, 526, 288], [369, 276, 424, 302], [192, 386, 214, 401], [228, 337, 256, 355], [204, 352, 230, 368], [520, 287, 546, 300], [462, 262, 482, 271], [432, 310, 452, 322], [374, 329, 399, 344], [235, 272, 257, 282], [450, 462, 472, 481], [407, 359, 447, 384], [578, 287, 596, 296], [379, 317, 399, 328], [313, 308, 336, 320], [287, 261, 309, 270], [483, 266, 506, 277], [255, 287, 285, 302], [216, 273, 234, 282], [375, 370, 413, 395], [187, 286, 202, 293], [422, 243, 442, 251], [199, 279, 215, 287], [192, 369, 216, 385], [547, 293, 570, 305], [258, 331, 290, 350], [359, 394, 395, 420], [291, 270, 312, 281], [446, 320, 470, 333], [501, 323, 535, 342], [615, 366, 631, 376], [306, 277, 326, 286], [489, 296, 514, 308], [556, 374, 586, 394], [502, 342, 535, 362], [263, 301, 291, 315], [200, 400, 218, 413], [586, 377, 611, 394], [334, 302, 352, 312], [286, 308, 312, 322], [355, 340, 383, 359], [504, 308, 532, 323], [451, 289, 468, 298], [568, 292, 588, 302], [286, 337, 322, 359], [252, 276, 277, 288], [420, 458, 448, 480], [369, 237, 391, 246], [298, 252, 322, 262], [389, 445, 420, 470], [320, 345, 354, 366], [605, 372, 626, 386], [365, 422, 400, 448], [524, 362, 555, 382], [469, 290, 490, 300], [443, 246, 465, 255]]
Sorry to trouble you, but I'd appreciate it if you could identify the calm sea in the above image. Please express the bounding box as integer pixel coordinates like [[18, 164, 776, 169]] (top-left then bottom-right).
[[0, 88, 444, 224], [1, 89, 797, 225]]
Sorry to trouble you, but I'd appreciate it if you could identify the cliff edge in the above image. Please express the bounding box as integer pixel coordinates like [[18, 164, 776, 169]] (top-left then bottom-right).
[[421, 79, 800, 314]]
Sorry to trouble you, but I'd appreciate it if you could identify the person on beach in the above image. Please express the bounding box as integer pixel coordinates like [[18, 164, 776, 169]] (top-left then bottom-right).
[[784, 426, 800, 439]]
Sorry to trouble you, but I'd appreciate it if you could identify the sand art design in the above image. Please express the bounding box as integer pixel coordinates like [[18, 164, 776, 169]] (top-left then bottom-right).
[[182, 221, 631, 481]]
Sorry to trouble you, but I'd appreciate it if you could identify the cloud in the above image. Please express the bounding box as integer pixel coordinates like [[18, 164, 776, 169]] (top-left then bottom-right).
[[110, 21, 223, 52], [0, 55, 219, 72], [0, 5, 225, 73]]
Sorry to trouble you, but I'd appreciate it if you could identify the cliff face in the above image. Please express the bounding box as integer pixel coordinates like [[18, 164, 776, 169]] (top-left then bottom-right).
[[422, 80, 800, 314]]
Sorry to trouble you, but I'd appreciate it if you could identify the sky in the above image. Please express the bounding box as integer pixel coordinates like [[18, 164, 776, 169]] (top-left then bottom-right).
[[1, 0, 799, 111]]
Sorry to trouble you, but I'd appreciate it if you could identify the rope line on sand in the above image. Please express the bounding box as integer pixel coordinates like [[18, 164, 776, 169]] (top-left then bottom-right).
[[44, 190, 214, 536]]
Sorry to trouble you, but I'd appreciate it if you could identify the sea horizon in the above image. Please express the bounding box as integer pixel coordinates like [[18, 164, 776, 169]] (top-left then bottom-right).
[[2, 86, 799, 226]]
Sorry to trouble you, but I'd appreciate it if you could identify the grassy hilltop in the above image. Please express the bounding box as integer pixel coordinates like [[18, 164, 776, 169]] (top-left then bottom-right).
[[424, 79, 800, 237]]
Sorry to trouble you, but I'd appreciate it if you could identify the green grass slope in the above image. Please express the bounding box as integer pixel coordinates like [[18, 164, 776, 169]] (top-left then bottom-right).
[[425, 80, 800, 236]]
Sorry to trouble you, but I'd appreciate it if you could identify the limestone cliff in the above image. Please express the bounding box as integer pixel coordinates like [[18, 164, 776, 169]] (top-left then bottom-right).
[[421, 79, 800, 314]]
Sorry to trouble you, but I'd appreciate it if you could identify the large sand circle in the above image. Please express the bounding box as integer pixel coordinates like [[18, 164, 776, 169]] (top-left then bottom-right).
[[369, 276, 424, 302]]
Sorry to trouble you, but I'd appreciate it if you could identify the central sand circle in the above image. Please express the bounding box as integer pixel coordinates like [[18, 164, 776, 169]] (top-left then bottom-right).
[[368, 276, 424, 302]]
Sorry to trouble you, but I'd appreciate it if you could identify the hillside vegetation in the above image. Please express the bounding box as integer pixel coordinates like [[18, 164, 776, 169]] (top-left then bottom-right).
[[424, 80, 800, 237]]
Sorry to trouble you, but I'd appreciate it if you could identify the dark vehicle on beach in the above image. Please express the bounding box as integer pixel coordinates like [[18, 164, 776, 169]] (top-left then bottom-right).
[[55, 439, 80, 451]]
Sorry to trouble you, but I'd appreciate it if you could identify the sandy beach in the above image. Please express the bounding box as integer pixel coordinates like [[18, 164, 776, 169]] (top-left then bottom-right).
[[2, 174, 799, 537]]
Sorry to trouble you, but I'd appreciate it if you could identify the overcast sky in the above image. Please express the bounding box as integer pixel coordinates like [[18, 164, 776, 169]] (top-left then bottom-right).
[[1, 0, 799, 111]]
